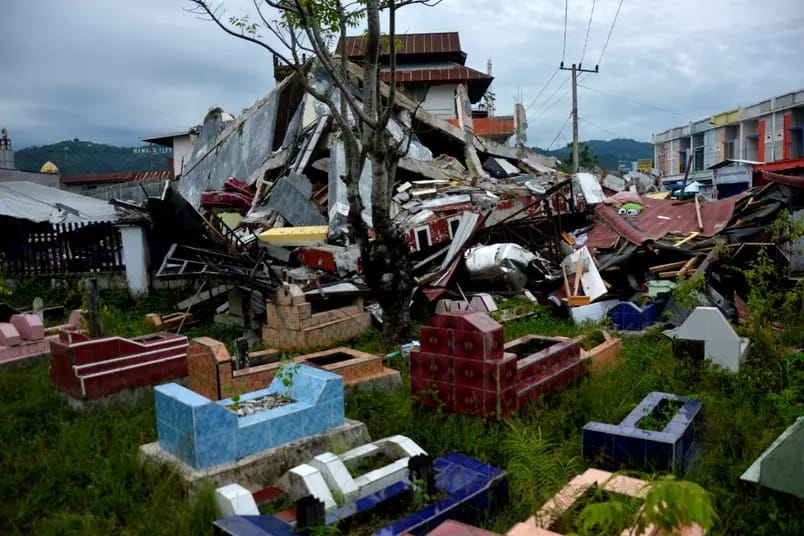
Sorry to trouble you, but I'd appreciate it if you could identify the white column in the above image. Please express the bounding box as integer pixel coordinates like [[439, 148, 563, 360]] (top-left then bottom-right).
[[119, 224, 149, 298]]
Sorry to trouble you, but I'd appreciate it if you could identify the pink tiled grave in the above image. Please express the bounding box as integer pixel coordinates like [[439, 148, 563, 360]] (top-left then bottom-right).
[[0, 313, 63, 367], [410, 311, 583, 420], [49, 330, 189, 401], [506, 468, 705, 536]]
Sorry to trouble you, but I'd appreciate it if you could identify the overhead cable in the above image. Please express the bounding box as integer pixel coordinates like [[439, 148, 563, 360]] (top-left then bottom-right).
[[597, 0, 624, 66], [580, 0, 596, 66]]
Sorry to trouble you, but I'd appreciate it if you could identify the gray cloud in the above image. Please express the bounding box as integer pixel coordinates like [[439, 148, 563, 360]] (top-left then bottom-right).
[[1, 0, 802, 150]]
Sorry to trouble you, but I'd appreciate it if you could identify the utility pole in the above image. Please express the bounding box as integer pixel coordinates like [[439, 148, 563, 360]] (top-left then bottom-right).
[[560, 62, 598, 172]]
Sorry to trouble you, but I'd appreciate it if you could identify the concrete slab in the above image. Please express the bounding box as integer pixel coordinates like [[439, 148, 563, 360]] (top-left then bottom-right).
[[138, 418, 370, 499]]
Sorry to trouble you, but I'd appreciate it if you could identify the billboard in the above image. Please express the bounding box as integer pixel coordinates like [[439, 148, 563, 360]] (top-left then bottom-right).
[[637, 159, 653, 171]]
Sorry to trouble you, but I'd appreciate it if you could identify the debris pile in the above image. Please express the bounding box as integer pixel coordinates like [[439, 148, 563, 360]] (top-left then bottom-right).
[[125, 58, 803, 334]]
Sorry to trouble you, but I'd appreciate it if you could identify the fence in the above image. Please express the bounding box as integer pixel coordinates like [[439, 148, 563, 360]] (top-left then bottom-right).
[[0, 217, 125, 276]]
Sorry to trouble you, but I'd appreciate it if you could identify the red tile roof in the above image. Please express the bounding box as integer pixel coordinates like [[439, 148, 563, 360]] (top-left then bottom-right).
[[339, 32, 462, 58], [60, 169, 174, 187]]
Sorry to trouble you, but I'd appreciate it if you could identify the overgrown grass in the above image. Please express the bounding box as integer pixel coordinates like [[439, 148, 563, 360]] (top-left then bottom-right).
[[1, 282, 802, 534]]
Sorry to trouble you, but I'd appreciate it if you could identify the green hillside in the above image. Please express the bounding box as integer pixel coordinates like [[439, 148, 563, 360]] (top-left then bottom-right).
[[534, 138, 653, 170], [14, 139, 172, 176]]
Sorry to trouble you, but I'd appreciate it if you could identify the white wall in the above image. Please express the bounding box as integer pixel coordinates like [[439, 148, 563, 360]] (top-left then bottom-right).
[[172, 135, 194, 177], [422, 85, 457, 119]]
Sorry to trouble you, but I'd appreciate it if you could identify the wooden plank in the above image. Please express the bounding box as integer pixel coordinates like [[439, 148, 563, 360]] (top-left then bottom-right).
[[677, 256, 699, 278], [674, 232, 700, 247], [658, 271, 681, 279], [648, 260, 689, 273], [562, 263, 571, 296], [695, 194, 703, 230], [573, 257, 584, 296]]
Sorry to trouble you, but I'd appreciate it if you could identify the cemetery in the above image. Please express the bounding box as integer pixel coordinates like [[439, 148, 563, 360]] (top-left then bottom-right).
[[0, 269, 802, 534]]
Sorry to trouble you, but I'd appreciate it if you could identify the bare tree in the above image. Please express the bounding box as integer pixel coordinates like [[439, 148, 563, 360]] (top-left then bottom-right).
[[186, 0, 440, 341]]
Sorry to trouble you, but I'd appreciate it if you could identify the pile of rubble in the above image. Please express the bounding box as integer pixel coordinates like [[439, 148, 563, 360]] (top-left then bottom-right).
[[130, 60, 803, 334]]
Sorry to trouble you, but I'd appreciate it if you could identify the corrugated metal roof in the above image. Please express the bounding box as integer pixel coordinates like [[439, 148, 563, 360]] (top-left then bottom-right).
[[0, 181, 120, 223], [587, 196, 740, 248], [60, 169, 173, 186], [382, 64, 491, 84], [339, 32, 461, 57]]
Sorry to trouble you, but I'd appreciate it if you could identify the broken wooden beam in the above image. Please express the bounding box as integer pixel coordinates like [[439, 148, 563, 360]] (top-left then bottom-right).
[[649, 260, 689, 273]]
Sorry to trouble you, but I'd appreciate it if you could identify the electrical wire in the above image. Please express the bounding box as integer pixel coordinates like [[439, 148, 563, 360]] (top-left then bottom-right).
[[561, 0, 568, 64], [580, 0, 596, 66], [530, 75, 571, 119], [524, 67, 560, 114], [578, 83, 686, 117], [547, 112, 573, 151], [530, 73, 588, 121], [579, 115, 624, 139], [597, 0, 624, 66]]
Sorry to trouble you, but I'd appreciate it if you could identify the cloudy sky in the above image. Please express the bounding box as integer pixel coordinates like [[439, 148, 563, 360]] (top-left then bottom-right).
[[2, 0, 802, 150]]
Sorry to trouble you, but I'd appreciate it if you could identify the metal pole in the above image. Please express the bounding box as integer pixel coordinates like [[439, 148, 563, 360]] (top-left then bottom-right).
[[571, 64, 579, 173]]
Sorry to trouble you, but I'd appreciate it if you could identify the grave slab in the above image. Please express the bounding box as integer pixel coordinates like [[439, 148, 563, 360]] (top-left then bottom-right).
[[741, 416, 804, 498], [582, 391, 702, 474], [49, 330, 189, 401], [411, 312, 584, 420], [152, 364, 347, 469], [139, 418, 369, 500], [187, 337, 401, 401], [10, 314, 45, 341], [216, 483, 260, 517], [664, 306, 749, 372], [506, 468, 704, 536], [214, 452, 508, 536]]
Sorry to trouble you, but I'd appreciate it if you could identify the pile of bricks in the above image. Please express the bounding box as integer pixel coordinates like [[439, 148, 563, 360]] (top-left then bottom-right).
[[262, 284, 371, 353]]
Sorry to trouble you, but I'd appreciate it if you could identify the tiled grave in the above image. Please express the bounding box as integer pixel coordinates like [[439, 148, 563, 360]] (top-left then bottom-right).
[[214, 451, 508, 536], [276, 435, 428, 510], [49, 330, 188, 401], [664, 306, 749, 372], [410, 312, 583, 420], [262, 283, 371, 352], [741, 416, 804, 498], [607, 301, 658, 331], [151, 364, 345, 469], [188, 337, 400, 401], [0, 313, 63, 367], [506, 468, 704, 536], [582, 391, 702, 474], [576, 330, 622, 373]]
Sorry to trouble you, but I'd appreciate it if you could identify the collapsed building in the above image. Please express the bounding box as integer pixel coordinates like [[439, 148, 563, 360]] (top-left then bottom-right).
[[133, 32, 804, 337]]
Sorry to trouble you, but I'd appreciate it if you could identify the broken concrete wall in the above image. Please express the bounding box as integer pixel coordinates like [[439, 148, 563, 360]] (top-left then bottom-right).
[[179, 78, 292, 208]]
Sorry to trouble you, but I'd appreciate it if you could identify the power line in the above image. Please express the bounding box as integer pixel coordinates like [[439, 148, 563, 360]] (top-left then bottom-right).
[[597, 0, 624, 66], [524, 67, 560, 114], [547, 112, 573, 151], [578, 83, 686, 117], [580, 0, 597, 66], [578, 115, 624, 139], [530, 73, 578, 120], [561, 0, 568, 63]]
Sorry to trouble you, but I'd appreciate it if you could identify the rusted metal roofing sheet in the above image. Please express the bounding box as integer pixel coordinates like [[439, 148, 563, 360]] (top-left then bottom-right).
[[762, 170, 804, 188], [587, 196, 740, 248], [382, 65, 491, 84], [339, 32, 461, 57], [60, 169, 173, 186]]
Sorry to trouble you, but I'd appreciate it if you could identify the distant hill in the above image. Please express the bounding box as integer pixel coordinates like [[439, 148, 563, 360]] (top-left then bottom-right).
[[14, 139, 172, 176], [533, 138, 653, 171]]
